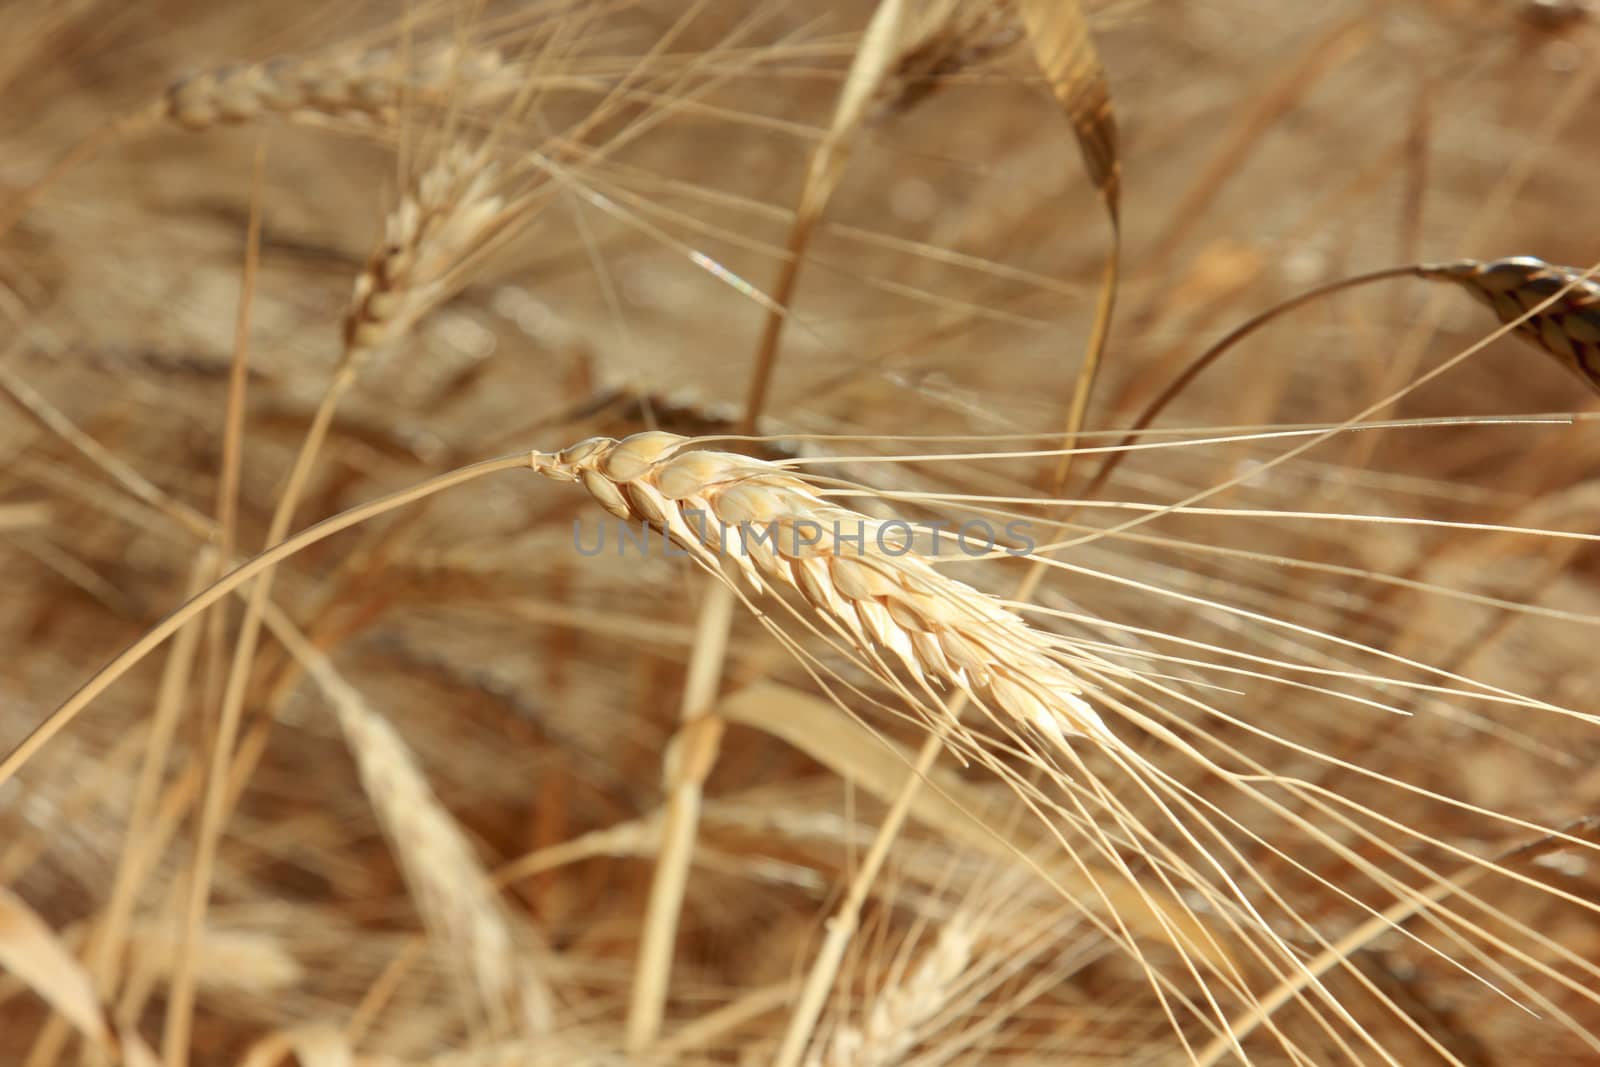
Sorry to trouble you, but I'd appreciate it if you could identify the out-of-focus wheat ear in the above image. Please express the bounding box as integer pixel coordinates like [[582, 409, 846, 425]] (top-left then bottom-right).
[[269, 608, 555, 1037], [1016, 0, 1118, 222], [0, 887, 160, 1067], [0, 44, 519, 243], [1419, 256, 1600, 393], [341, 143, 517, 372], [874, 0, 1019, 115], [163, 44, 521, 131], [818, 919, 974, 1067]]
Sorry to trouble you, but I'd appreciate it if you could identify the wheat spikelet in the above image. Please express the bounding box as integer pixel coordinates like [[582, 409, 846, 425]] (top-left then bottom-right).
[[815, 919, 974, 1067], [163, 44, 518, 131], [529, 431, 1108, 746], [1421, 256, 1600, 391], [343, 144, 515, 368]]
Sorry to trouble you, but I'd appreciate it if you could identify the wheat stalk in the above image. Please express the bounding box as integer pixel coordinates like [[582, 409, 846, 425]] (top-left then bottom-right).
[[529, 431, 1109, 747]]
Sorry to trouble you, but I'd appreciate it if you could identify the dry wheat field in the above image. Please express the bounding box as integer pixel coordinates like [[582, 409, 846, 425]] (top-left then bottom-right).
[[2, 0, 1599, 1064]]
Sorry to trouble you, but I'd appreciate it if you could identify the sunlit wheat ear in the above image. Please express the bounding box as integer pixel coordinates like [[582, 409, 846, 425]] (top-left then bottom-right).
[[1422, 256, 1600, 391], [162, 44, 519, 131], [528, 431, 1108, 747], [343, 144, 518, 370]]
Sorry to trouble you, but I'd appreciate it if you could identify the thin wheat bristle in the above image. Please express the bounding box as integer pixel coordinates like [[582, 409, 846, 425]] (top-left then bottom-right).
[[1422, 256, 1600, 391], [163, 45, 518, 131], [530, 431, 1108, 746]]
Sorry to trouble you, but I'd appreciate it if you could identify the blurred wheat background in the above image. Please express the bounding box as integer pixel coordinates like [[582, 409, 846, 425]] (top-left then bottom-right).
[[2, 0, 1599, 1064]]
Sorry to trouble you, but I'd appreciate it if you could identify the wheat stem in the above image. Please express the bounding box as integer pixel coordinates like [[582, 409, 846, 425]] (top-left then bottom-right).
[[624, 585, 734, 1050]]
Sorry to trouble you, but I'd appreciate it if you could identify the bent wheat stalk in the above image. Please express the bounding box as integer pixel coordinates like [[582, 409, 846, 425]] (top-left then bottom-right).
[[530, 431, 1110, 746], [1081, 255, 1600, 504]]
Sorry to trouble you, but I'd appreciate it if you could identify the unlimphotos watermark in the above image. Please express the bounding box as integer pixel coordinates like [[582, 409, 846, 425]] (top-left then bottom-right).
[[571, 513, 1037, 558]]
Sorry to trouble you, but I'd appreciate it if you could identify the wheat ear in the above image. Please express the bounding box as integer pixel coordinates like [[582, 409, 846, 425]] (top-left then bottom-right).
[[342, 143, 514, 368], [530, 431, 1108, 746], [163, 45, 519, 131], [815, 918, 974, 1067], [0, 45, 518, 242], [1419, 256, 1600, 391]]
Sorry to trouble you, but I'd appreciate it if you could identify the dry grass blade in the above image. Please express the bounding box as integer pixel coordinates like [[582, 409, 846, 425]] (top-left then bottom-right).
[[1420, 256, 1600, 392], [0, 887, 158, 1067], [534, 431, 1107, 745], [0, 887, 107, 1047]]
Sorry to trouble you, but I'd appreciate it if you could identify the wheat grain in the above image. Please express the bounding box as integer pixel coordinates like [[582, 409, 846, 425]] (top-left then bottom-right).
[[163, 45, 519, 131], [1421, 256, 1600, 391], [529, 431, 1109, 746]]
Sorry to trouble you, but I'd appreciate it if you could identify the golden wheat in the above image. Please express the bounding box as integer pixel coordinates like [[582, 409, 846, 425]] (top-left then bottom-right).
[[529, 431, 1109, 746], [162, 44, 519, 130]]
